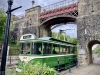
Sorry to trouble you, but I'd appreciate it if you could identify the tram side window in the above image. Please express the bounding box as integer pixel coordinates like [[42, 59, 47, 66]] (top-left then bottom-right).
[[61, 46, 67, 54], [20, 43, 30, 54], [32, 43, 35, 54], [36, 43, 42, 54], [70, 47, 72, 53], [53, 44, 60, 54], [70, 47, 74, 53], [66, 47, 69, 54], [32, 42, 42, 54], [43, 43, 51, 54]]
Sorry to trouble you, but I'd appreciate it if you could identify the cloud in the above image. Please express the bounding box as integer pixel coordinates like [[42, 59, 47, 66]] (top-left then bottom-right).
[[0, 0, 30, 15], [1, 0, 78, 15], [35, 0, 48, 6], [0, 0, 7, 9], [34, 0, 68, 8], [12, 0, 32, 15], [12, 0, 59, 15]]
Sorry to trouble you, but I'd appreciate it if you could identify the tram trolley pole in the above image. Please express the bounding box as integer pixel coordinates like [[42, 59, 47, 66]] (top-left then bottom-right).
[[0, 0, 22, 75], [68, 58, 71, 73]]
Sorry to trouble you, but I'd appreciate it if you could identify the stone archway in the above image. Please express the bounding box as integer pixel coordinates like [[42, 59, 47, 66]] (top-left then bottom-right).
[[39, 16, 76, 37], [87, 40, 100, 64]]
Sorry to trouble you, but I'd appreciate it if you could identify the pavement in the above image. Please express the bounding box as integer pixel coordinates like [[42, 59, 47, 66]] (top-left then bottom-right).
[[0, 60, 18, 68], [60, 55, 100, 75], [6, 60, 18, 66]]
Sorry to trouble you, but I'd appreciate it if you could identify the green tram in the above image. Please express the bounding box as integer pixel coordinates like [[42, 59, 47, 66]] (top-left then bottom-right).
[[16, 34, 77, 72]]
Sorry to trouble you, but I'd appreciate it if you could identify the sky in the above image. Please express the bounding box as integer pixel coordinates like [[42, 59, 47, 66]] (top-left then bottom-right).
[[0, 0, 77, 38]]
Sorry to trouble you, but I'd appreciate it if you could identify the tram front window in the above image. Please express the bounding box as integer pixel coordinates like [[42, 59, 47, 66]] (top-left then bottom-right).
[[32, 42, 42, 54], [20, 43, 31, 54]]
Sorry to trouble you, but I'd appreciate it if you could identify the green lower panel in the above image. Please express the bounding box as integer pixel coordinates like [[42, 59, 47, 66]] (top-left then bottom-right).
[[18, 54, 77, 69]]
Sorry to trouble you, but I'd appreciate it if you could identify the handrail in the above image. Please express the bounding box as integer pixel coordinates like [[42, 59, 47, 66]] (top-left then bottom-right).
[[41, 0, 78, 13]]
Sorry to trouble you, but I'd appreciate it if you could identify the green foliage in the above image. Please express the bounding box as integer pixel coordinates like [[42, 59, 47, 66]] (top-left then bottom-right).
[[52, 32, 70, 41], [6, 69, 16, 75], [0, 8, 6, 42], [69, 38, 77, 44], [93, 45, 100, 54], [9, 47, 19, 55], [0, 8, 16, 47], [16, 62, 58, 75], [69, 38, 77, 54], [52, 32, 57, 38], [9, 42, 20, 55]]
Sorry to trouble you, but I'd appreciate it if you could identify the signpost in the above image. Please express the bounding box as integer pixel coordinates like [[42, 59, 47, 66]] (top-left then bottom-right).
[[0, 0, 22, 75], [78, 49, 86, 54]]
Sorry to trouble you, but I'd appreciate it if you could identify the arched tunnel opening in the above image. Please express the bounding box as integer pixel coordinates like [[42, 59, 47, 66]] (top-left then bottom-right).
[[39, 16, 77, 37], [88, 40, 100, 64]]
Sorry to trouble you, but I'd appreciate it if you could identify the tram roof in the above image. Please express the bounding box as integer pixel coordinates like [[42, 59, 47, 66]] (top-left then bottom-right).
[[38, 37, 76, 45]]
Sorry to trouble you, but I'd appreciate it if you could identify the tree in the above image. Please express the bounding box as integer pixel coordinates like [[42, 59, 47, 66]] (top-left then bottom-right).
[[93, 45, 100, 54], [69, 38, 77, 44], [0, 8, 6, 42], [52, 32, 57, 38], [52, 32, 70, 41], [0, 8, 15, 45]]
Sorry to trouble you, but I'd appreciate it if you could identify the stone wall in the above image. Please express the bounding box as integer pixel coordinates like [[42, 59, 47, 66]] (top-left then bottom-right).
[[12, 6, 41, 40], [77, 0, 100, 65], [39, 26, 51, 37]]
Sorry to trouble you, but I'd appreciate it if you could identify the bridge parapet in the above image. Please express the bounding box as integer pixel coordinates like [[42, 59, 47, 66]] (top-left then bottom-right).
[[41, 0, 77, 13], [40, 3, 78, 19]]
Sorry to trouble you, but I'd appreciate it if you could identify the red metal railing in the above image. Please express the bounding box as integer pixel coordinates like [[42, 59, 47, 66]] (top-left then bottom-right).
[[41, 0, 77, 13], [39, 3, 78, 19]]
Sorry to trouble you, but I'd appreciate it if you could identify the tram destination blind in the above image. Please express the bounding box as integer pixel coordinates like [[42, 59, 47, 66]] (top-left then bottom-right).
[[23, 35, 31, 39]]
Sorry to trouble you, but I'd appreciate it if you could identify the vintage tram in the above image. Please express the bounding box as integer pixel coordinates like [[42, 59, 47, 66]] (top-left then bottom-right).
[[16, 34, 77, 72]]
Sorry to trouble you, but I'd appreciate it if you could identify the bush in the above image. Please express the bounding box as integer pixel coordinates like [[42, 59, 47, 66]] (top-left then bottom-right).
[[16, 62, 58, 75], [9, 48, 19, 55], [5, 69, 16, 75]]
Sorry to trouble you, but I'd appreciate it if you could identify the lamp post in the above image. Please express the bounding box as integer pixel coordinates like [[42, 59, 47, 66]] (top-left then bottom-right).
[[0, 0, 22, 75], [32, 0, 35, 7]]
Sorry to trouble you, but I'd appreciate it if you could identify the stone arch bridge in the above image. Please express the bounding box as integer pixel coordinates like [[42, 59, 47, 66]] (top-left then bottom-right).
[[12, 0, 100, 66]]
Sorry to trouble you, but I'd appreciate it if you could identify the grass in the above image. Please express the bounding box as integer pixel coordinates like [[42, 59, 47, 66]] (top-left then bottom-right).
[[6, 68, 16, 75]]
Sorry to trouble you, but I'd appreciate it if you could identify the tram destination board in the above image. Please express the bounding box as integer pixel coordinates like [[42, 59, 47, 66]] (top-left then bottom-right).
[[23, 35, 31, 39]]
